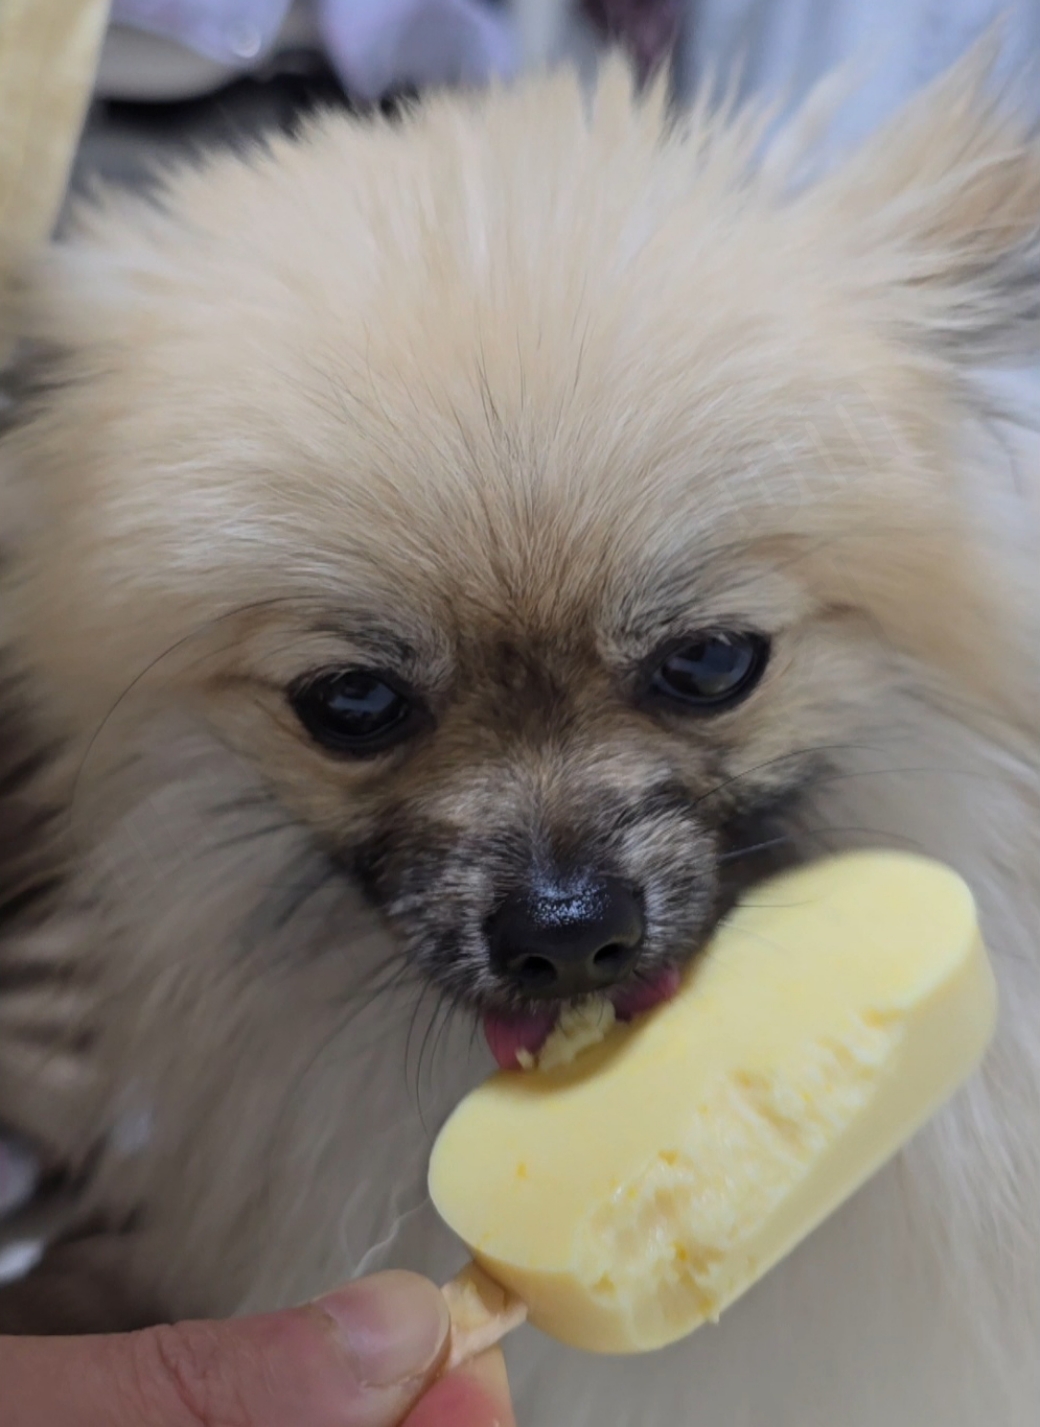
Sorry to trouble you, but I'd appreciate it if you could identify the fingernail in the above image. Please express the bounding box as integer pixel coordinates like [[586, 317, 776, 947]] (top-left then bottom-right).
[[316, 1271, 450, 1389]]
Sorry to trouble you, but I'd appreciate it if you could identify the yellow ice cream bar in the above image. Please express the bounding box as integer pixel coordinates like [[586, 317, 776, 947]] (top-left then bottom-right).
[[429, 852, 997, 1354]]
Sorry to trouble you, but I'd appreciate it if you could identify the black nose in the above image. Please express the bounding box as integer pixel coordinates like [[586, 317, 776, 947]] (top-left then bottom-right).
[[487, 873, 644, 999]]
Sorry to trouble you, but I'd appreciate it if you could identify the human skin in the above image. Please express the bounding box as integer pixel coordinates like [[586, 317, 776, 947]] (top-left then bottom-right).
[[1, 1269, 517, 1427]]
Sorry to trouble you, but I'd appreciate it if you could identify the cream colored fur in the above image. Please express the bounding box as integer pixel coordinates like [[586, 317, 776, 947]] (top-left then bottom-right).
[[1, 49, 1039, 1425]]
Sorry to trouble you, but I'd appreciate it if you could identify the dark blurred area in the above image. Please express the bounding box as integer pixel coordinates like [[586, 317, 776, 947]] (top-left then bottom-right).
[[72, 61, 372, 200]]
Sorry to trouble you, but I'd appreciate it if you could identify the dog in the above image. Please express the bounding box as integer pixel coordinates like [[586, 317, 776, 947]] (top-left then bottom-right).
[[0, 45, 1038, 1426]]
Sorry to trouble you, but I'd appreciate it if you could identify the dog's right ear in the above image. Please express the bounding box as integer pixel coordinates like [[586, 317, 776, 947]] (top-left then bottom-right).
[[818, 37, 1040, 365]]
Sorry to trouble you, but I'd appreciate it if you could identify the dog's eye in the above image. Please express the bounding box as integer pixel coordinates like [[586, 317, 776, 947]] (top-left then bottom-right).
[[289, 669, 420, 755], [648, 633, 769, 712]]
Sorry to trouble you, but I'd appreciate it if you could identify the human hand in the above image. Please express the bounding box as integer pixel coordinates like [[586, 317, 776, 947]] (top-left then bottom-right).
[[1, 1269, 517, 1427]]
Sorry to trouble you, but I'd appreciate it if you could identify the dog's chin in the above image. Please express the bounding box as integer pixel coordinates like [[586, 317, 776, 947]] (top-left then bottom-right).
[[481, 964, 683, 1070]]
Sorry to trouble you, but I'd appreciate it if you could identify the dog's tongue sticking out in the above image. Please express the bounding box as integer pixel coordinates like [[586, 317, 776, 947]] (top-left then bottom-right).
[[483, 969, 683, 1071], [483, 1009, 558, 1071], [612, 966, 682, 1022]]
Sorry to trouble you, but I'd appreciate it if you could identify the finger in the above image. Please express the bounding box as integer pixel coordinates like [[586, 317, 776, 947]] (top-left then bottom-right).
[[401, 1347, 517, 1427], [2, 1269, 451, 1427]]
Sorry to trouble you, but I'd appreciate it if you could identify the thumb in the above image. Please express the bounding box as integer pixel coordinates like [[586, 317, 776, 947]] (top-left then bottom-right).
[[3, 1270, 451, 1427]]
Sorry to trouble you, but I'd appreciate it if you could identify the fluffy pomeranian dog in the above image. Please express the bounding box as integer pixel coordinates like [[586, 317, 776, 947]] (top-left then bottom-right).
[[0, 43, 1038, 1426]]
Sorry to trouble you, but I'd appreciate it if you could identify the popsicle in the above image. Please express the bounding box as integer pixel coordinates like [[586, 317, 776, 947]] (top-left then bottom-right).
[[432, 851, 997, 1359]]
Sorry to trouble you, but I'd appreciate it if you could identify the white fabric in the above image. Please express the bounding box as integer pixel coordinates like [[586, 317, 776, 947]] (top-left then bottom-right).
[[684, 0, 1040, 151], [318, 0, 519, 103], [105, 0, 524, 100]]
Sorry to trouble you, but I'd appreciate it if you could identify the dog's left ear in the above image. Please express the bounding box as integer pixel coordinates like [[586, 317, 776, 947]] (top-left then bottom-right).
[[818, 38, 1040, 364]]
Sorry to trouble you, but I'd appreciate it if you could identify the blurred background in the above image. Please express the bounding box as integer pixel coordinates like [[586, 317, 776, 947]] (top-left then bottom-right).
[[69, 1, 1040, 211]]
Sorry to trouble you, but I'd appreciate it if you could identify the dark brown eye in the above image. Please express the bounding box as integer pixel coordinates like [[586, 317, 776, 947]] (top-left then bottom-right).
[[648, 633, 769, 712], [289, 669, 420, 755]]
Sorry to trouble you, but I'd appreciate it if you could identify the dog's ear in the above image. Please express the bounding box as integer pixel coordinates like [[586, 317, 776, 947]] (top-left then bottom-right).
[[818, 38, 1040, 363]]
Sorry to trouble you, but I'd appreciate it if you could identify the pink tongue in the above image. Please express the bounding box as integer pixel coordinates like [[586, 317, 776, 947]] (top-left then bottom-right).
[[483, 968, 683, 1071], [484, 1008, 558, 1070], [611, 966, 682, 1021]]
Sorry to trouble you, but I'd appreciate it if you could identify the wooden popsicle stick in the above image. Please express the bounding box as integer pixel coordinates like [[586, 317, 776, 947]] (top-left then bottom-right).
[[441, 1261, 528, 1371]]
